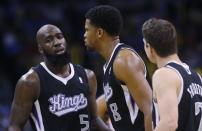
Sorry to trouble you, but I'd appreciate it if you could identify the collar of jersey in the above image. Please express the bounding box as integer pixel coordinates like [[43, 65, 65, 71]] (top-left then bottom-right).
[[40, 62, 75, 85], [103, 43, 122, 73]]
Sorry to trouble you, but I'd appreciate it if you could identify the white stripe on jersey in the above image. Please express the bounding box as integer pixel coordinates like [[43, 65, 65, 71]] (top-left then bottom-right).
[[197, 73, 202, 83], [103, 43, 122, 74], [30, 100, 45, 131], [103, 43, 147, 78], [121, 85, 139, 124], [30, 113, 41, 131], [107, 119, 115, 131], [153, 102, 159, 127], [120, 47, 147, 77], [166, 65, 184, 103], [40, 62, 75, 85]]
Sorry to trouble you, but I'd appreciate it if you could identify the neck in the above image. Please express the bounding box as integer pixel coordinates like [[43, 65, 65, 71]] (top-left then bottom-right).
[[156, 54, 181, 68], [44, 59, 70, 78], [98, 36, 120, 61]]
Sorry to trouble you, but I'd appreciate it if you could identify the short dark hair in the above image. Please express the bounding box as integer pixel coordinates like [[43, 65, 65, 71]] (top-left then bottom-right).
[[142, 18, 177, 57], [85, 5, 123, 36]]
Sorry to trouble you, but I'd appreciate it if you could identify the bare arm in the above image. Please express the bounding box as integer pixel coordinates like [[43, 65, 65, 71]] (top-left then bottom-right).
[[96, 95, 108, 122], [8, 69, 40, 131], [153, 68, 180, 131], [96, 95, 114, 130], [113, 50, 152, 131], [85, 69, 112, 131]]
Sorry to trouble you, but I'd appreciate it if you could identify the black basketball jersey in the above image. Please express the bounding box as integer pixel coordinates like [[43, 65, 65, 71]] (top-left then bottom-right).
[[152, 62, 202, 131], [30, 62, 91, 131], [103, 43, 145, 131]]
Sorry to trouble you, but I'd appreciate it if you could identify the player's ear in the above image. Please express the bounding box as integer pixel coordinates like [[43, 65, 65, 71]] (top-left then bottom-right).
[[97, 28, 104, 38], [150, 45, 157, 58]]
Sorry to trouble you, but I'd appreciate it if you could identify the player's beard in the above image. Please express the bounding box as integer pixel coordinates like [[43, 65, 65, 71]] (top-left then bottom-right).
[[44, 50, 71, 67]]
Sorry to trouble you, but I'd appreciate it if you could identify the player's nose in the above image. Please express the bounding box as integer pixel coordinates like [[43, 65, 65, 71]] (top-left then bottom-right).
[[53, 39, 62, 47]]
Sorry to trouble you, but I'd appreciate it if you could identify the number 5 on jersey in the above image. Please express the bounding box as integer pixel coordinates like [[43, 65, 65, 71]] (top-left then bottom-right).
[[79, 114, 89, 131]]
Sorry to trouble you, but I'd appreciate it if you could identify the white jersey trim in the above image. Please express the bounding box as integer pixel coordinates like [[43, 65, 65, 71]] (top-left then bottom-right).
[[40, 62, 74, 85], [108, 119, 115, 131], [30, 113, 40, 131], [166, 65, 184, 103], [153, 101, 159, 127], [120, 47, 147, 77], [121, 85, 139, 124], [30, 100, 45, 131], [103, 43, 122, 74], [197, 73, 202, 83], [103, 43, 147, 77]]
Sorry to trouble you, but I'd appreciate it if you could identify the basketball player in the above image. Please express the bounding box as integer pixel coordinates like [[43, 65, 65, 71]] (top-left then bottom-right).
[[142, 18, 202, 131], [84, 5, 152, 131], [8, 24, 111, 131]]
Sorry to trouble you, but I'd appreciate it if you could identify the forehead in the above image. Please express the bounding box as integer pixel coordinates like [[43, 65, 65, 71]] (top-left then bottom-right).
[[42, 27, 62, 37]]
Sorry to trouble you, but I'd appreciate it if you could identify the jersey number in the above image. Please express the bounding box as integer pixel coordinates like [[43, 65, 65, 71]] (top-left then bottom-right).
[[109, 103, 121, 122], [195, 102, 202, 131], [79, 114, 89, 131]]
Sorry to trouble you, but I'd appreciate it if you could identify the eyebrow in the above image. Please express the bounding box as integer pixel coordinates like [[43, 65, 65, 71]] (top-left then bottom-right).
[[44, 35, 52, 39]]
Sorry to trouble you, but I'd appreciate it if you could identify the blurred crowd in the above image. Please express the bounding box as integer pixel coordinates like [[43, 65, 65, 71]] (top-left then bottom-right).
[[0, 0, 202, 130]]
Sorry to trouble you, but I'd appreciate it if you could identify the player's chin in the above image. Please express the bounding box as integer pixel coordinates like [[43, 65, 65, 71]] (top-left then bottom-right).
[[86, 46, 94, 51], [87, 46, 96, 51], [84, 42, 93, 50]]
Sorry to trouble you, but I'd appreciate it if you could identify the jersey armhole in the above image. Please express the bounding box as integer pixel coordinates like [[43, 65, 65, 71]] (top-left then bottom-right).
[[165, 65, 184, 104], [120, 47, 147, 77], [197, 73, 202, 83]]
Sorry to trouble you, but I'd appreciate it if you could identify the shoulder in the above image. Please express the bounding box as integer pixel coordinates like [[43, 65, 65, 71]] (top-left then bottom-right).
[[114, 49, 144, 71], [153, 67, 181, 82], [19, 69, 39, 83], [16, 69, 40, 100], [152, 67, 181, 92], [113, 49, 145, 80]]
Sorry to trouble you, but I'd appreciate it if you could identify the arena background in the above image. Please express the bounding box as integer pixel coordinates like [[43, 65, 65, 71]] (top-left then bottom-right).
[[0, 0, 202, 130]]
